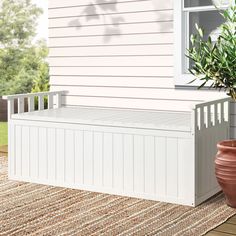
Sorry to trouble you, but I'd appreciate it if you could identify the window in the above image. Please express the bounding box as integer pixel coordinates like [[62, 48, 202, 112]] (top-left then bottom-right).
[[174, 0, 230, 86]]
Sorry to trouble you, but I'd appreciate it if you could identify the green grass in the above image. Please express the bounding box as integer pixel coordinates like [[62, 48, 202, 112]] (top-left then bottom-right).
[[0, 122, 8, 146]]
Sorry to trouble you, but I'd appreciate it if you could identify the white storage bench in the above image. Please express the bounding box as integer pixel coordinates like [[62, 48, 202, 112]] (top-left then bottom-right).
[[4, 91, 230, 206]]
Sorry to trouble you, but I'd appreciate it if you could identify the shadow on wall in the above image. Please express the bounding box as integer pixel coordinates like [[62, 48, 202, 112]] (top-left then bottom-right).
[[151, 0, 173, 32], [68, 0, 125, 43], [68, 0, 173, 42]]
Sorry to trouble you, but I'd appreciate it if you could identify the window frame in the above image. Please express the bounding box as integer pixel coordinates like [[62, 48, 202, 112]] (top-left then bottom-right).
[[174, 0, 229, 87]]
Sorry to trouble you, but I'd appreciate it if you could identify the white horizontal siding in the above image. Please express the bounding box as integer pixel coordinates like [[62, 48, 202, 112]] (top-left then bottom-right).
[[49, 0, 176, 105], [62, 96, 199, 112], [49, 22, 173, 37], [49, 0, 171, 9], [48, 56, 174, 67], [50, 86, 226, 101], [49, 10, 173, 28], [50, 66, 173, 77], [49, 45, 173, 57], [50, 76, 174, 88], [48, 0, 236, 139], [49, 1, 173, 18], [49, 33, 174, 47]]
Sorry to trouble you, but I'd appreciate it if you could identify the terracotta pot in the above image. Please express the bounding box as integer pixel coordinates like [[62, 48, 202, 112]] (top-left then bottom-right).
[[215, 140, 236, 208]]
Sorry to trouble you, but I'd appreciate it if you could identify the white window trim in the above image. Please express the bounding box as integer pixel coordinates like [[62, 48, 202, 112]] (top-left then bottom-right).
[[174, 0, 230, 87], [174, 0, 189, 87]]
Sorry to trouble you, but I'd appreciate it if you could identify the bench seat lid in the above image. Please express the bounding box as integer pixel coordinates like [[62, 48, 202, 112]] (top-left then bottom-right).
[[11, 107, 192, 132]]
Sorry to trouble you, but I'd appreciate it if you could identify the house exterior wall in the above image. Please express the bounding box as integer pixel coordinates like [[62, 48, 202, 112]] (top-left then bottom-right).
[[48, 0, 175, 105], [48, 0, 236, 139]]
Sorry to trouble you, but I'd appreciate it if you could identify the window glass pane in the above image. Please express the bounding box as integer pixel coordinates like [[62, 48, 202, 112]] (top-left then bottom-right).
[[184, 0, 230, 8], [188, 10, 225, 69], [189, 10, 224, 42], [184, 0, 213, 7]]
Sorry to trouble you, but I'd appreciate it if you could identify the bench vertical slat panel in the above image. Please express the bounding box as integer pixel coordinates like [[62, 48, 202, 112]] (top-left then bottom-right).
[[18, 97, 24, 113], [195, 106, 200, 199], [48, 128, 56, 182], [56, 93, 62, 108], [124, 134, 134, 192], [144, 136, 155, 195], [225, 101, 229, 122], [214, 103, 219, 125], [8, 100, 14, 119], [38, 127, 47, 180], [113, 133, 124, 191], [56, 129, 65, 183], [48, 94, 54, 109], [177, 138, 194, 205], [9, 123, 15, 176], [218, 103, 222, 124], [200, 129, 213, 196], [208, 128, 215, 192], [197, 132, 204, 197], [8, 123, 12, 175], [93, 132, 103, 187], [38, 96, 44, 111], [206, 129, 211, 192], [28, 96, 35, 112], [197, 126, 226, 198], [200, 107, 205, 130], [155, 137, 167, 197], [166, 137, 178, 198], [103, 133, 113, 188], [30, 127, 39, 179], [133, 135, 144, 194], [15, 125, 22, 177], [22, 126, 30, 178], [207, 105, 212, 128], [65, 130, 75, 183], [83, 131, 93, 185], [74, 130, 84, 185]]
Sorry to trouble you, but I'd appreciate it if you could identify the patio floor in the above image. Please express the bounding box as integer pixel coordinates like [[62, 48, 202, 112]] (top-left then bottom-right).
[[0, 145, 7, 157], [0, 146, 235, 236], [206, 215, 236, 235]]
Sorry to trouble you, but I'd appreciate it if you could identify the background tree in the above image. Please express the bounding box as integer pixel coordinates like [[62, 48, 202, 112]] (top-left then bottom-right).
[[0, 0, 49, 96]]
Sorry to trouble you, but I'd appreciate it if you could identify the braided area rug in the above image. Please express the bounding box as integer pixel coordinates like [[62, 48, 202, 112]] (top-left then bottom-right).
[[0, 156, 235, 236]]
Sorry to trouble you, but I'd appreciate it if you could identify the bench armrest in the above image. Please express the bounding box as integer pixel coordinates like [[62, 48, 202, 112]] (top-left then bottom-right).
[[3, 91, 67, 119], [192, 97, 231, 131]]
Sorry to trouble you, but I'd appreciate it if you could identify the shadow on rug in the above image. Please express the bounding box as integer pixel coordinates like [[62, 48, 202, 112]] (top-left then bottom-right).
[[0, 156, 235, 236]]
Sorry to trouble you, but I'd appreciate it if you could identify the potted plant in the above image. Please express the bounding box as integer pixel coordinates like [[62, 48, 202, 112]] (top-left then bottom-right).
[[187, 1, 236, 207]]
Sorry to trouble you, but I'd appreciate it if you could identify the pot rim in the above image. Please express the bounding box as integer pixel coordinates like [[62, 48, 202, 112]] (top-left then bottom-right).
[[217, 140, 236, 151]]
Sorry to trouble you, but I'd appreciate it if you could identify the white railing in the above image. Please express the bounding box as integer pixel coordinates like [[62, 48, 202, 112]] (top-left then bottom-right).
[[3, 91, 67, 119], [193, 97, 230, 131]]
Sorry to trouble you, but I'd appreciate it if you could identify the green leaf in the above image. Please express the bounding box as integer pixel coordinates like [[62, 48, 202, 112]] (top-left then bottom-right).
[[198, 28, 204, 38], [198, 81, 207, 89], [185, 3, 236, 100], [0, 0, 49, 96]]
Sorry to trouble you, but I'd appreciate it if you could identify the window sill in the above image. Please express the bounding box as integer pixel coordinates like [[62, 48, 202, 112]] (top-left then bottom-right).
[[175, 73, 213, 88]]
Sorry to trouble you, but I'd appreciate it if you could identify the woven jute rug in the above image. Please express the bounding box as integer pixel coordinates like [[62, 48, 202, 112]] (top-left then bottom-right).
[[0, 156, 235, 236]]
